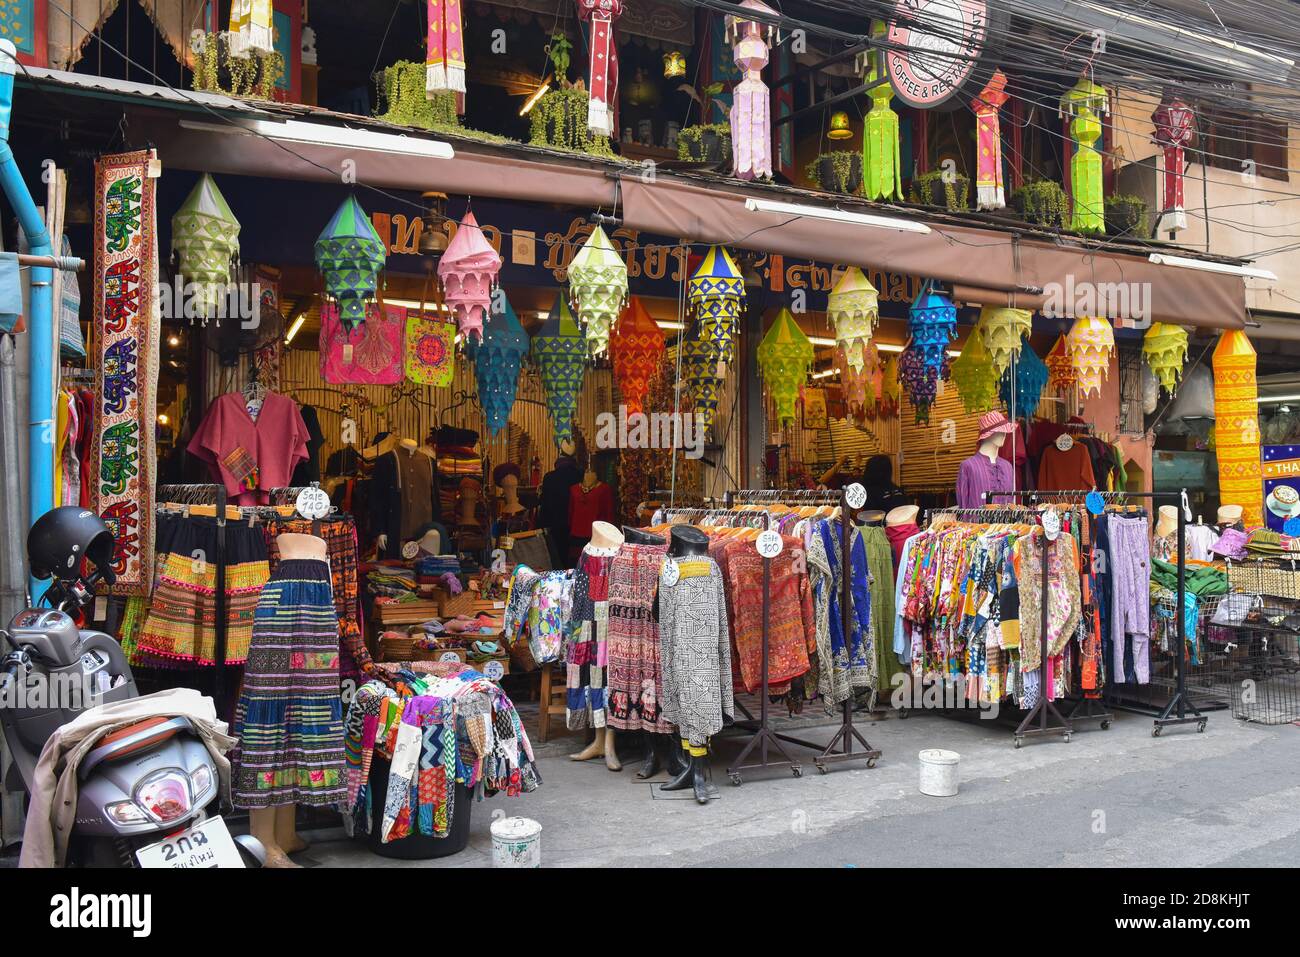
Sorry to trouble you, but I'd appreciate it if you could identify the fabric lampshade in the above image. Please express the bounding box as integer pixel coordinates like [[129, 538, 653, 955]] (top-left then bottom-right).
[[1212, 330, 1264, 526], [610, 296, 665, 416], [171, 173, 240, 320], [726, 0, 778, 180], [568, 224, 628, 357], [1060, 77, 1109, 234], [531, 291, 587, 447], [1045, 334, 1076, 394], [855, 20, 902, 201], [950, 331, 999, 414], [757, 307, 814, 426], [681, 334, 723, 430], [978, 305, 1032, 376], [314, 194, 386, 331], [1143, 321, 1190, 395], [438, 211, 502, 344], [827, 266, 878, 374], [688, 245, 746, 368], [473, 292, 530, 436], [999, 338, 1049, 419], [1065, 315, 1115, 399]]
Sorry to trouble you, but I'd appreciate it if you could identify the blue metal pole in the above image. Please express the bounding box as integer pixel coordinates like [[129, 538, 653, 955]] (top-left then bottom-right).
[[0, 40, 55, 604]]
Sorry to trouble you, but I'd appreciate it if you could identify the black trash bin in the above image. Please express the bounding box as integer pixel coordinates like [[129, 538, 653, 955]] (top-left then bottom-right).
[[363, 755, 473, 860]]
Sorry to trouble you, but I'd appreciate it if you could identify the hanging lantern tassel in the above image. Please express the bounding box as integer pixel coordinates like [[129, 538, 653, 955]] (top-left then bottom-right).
[[473, 292, 530, 436], [978, 305, 1032, 376], [1213, 330, 1264, 526], [950, 331, 999, 414], [1142, 322, 1190, 395], [531, 292, 588, 448], [726, 0, 778, 180], [971, 69, 1009, 210], [1066, 316, 1116, 399], [682, 335, 724, 431], [438, 211, 502, 344], [576, 0, 624, 136], [1060, 77, 1109, 234], [999, 338, 1049, 419], [1152, 94, 1195, 234], [568, 224, 628, 358], [611, 296, 665, 416], [229, 0, 274, 58], [314, 195, 386, 332], [427, 0, 468, 97], [855, 20, 903, 202], [757, 308, 814, 426], [171, 173, 240, 322], [688, 245, 746, 369]]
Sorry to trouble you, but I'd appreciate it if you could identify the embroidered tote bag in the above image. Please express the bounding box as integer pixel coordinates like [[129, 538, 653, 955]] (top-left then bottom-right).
[[320, 299, 405, 385], [404, 280, 456, 387]]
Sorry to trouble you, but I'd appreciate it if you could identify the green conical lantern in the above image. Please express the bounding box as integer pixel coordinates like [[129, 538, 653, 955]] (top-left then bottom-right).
[[950, 331, 999, 414], [1060, 77, 1109, 234], [757, 307, 814, 426], [687, 245, 746, 368], [568, 225, 628, 358], [314, 194, 386, 331], [171, 173, 240, 321], [531, 291, 588, 447], [856, 20, 902, 202]]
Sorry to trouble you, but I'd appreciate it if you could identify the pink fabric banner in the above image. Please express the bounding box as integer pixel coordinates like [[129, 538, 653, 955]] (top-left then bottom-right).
[[971, 70, 1009, 210], [576, 0, 623, 136], [427, 0, 467, 96]]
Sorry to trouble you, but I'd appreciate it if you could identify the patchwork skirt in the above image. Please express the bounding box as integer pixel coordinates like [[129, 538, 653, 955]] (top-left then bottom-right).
[[231, 559, 346, 808]]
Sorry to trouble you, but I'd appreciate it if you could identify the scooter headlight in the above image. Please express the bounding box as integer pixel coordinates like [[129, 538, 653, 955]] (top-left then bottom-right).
[[190, 764, 214, 802], [134, 768, 192, 824], [105, 801, 150, 826]]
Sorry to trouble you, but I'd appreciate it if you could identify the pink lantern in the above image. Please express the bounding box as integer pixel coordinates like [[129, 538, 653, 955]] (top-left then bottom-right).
[[1152, 93, 1196, 235], [437, 211, 501, 343], [726, 0, 778, 180], [971, 70, 1009, 210], [575, 0, 624, 137]]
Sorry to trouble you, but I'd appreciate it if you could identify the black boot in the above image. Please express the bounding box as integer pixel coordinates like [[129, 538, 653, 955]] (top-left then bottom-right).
[[692, 754, 714, 805], [660, 745, 695, 792], [636, 731, 661, 779], [666, 737, 690, 777]]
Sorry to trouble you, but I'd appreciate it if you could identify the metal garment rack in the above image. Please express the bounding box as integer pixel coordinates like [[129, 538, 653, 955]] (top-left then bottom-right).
[[722, 488, 881, 779], [994, 489, 1205, 737]]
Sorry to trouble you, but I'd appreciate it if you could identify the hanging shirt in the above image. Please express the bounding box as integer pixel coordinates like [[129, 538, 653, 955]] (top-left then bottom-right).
[[1036, 441, 1097, 491], [187, 391, 310, 505], [957, 453, 1015, 509], [568, 482, 614, 539]]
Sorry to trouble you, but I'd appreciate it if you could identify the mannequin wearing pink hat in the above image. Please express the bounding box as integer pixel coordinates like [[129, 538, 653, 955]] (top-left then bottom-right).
[[957, 411, 1018, 508]]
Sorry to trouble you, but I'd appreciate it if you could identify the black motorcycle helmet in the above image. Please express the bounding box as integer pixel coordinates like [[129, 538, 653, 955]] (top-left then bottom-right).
[[27, 507, 117, 586]]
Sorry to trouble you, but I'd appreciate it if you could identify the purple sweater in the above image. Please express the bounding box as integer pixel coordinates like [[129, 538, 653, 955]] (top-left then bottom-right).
[[956, 453, 1014, 509]]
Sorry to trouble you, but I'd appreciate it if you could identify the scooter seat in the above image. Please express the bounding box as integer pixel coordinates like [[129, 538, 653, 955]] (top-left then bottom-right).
[[79, 716, 193, 781]]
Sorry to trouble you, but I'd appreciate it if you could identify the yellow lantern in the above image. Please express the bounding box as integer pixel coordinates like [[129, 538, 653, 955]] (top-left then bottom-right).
[[1213, 330, 1264, 526], [827, 111, 853, 140], [1065, 316, 1115, 399], [1143, 322, 1190, 395], [977, 305, 1033, 376], [663, 50, 687, 78]]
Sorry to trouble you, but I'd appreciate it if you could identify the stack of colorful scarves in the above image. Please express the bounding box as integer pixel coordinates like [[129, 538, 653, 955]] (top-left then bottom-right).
[[368, 565, 418, 601]]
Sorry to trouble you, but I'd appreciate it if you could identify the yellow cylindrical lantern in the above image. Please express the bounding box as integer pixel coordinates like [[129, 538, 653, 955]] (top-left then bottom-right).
[[1213, 330, 1263, 526]]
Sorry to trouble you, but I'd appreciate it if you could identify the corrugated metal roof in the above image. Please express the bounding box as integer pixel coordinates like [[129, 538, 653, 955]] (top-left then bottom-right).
[[16, 66, 273, 116]]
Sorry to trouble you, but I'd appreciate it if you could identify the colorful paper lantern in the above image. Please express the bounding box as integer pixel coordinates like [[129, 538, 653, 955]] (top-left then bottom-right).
[[1045, 335, 1076, 394], [971, 70, 1010, 210], [726, 0, 778, 180], [531, 291, 587, 447], [567, 224, 627, 357], [1065, 316, 1116, 399], [1152, 94, 1195, 235], [688, 245, 746, 368], [438, 211, 502, 344], [1060, 77, 1109, 234], [757, 307, 814, 426], [1213, 330, 1264, 526], [427, 0, 467, 96], [898, 345, 950, 425], [473, 293, 530, 436], [909, 282, 958, 368], [610, 296, 665, 416], [576, 0, 623, 136], [681, 334, 723, 430], [314, 195, 386, 331], [950, 332, 999, 414], [171, 173, 239, 321], [978, 305, 1033, 376], [663, 50, 687, 78], [999, 339, 1049, 419], [1143, 322, 1190, 395], [856, 20, 902, 201], [827, 267, 878, 371], [838, 340, 883, 425], [879, 354, 900, 421]]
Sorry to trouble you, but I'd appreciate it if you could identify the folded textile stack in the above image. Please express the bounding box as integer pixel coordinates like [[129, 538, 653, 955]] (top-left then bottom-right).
[[368, 565, 418, 601], [416, 555, 462, 579], [436, 444, 483, 476], [1246, 527, 1300, 558], [1211, 527, 1248, 561]]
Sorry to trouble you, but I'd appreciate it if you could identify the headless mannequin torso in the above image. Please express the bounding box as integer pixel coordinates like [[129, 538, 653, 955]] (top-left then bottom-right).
[[569, 521, 625, 772]]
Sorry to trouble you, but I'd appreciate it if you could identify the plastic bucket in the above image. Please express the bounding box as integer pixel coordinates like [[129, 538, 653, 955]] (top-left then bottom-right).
[[918, 748, 960, 797], [491, 816, 542, 868]]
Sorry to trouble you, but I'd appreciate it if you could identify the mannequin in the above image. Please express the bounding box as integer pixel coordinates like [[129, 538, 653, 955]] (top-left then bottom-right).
[[539, 443, 583, 567], [568, 521, 625, 771], [374, 437, 433, 557], [417, 528, 442, 556], [238, 532, 337, 869], [659, 525, 723, 805], [957, 411, 1017, 509], [885, 505, 921, 576], [1155, 505, 1178, 539], [568, 463, 614, 561], [623, 525, 667, 546]]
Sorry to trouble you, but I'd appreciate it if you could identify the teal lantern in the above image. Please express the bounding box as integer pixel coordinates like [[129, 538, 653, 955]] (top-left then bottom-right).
[[687, 245, 746, 368], [999, 338, 1049, 419], [908, 282, 957, 371], [531, 292, 587, 447], [473, 292, 530, 437], [314, 195, 386, 331]]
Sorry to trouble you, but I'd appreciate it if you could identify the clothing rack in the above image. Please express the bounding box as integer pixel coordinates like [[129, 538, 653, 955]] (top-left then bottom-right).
[[722, 488, 881, 780], [993, 489, 1205, 737]]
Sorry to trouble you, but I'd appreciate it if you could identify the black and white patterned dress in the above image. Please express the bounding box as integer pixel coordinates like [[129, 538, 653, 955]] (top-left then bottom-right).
[[658, 557, 733, 747]]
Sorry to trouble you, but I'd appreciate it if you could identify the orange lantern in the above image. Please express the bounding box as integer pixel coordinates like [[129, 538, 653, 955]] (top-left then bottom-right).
[[611, 296, 666, 416]]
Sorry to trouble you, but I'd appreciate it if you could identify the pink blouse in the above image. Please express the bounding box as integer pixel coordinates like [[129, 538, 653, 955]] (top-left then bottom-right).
[[187, 392, 310, 505]]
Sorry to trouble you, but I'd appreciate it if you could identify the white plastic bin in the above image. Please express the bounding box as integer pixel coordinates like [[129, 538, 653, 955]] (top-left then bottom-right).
[[918, 749, 960, 796], [491, 816, 543, 868]]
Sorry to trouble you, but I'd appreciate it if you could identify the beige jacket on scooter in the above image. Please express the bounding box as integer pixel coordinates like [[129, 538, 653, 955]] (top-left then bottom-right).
[[19, 687, 236, 868]]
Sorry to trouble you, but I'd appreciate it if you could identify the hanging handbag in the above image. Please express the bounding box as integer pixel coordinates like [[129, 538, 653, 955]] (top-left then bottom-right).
[[319, 294, 405, 385], [405, 275, 456, 387]]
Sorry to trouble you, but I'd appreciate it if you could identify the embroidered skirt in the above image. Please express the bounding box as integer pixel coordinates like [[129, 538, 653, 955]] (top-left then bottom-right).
[[607, 544, 672, 733], [231, 559, 345, 809]]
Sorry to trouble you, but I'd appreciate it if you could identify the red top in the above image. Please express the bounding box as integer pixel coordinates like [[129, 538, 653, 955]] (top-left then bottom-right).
[[569, 481, 615, 538], [1037, 441, 1096, 492], [188, 392, 310, 505]]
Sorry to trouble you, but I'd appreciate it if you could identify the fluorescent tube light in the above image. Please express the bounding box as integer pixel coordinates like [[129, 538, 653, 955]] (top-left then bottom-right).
[[812, 367, 841, 380], [744, 197, 931, 234], [383, 299, 452, 314], [284, 313, 307, 344], [657, 321, 687, 331], [1148, 252, 1277, 281], [808, 336, 837, 347], [520, 81, 551, 116], [179, 118, 455, 160], [1259, 394, 1300, 404]]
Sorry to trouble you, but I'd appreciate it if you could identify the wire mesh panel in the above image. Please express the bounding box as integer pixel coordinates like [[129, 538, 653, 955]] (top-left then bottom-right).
[[1216, 562, 1300, 725]]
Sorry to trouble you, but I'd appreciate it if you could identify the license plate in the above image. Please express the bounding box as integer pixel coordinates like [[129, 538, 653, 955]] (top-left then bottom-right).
[[135, 816, 245, 869]]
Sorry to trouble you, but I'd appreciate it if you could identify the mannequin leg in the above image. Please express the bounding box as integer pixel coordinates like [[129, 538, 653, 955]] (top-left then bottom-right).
[[665, 733, 689, 776], [603, 726, 622, 772], [569, 727, 606, 761], [250, 807, 299, 868], [635, 731, 661, 779], [275, 804, 307, 854]]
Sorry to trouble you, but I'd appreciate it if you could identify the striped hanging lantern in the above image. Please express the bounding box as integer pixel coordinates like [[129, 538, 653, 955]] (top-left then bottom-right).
[[999, 338, 1049, 419], [1212, 330, 1264, 526], [978, 305, 1032, 376], [688, 245, 746, 368], [575, 0, 624, 136], [1060, 77, 1109, 234], [314, 195, 386, 332], [472, 293, 530, 436], [610, 296, 665, 416], [757, 307, 814, 425], [971, 70, 1010, 210], [827, 267, 878, 374], [1152, 94, 1195, 235], [568, 224, 628, 358], [681, 334, 723, 430], [950, 331, 999, 414], [438, 211, 501, 343], [1142, 322, 1190, 395], [531, 291, 587, 447], [726, 0, 778, 180], [1045, 334, 1076, 394], [1065, 316, 1115, 399]]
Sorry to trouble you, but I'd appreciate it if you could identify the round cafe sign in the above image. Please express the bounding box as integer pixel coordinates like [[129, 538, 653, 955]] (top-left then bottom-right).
[[885, 0, 989, 110]]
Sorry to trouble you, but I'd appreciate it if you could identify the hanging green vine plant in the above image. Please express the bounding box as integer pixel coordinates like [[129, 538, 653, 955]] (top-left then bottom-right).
[[375, 61, 462, 129], [807, 151, 864, 194], [910, 169, 970, 210], [1011, 180, 1071, 229], [190, 32, 283, 100], [1104, 193, 1150, 238], [529, 86, 614, 157], [677, 124, 732, 164]]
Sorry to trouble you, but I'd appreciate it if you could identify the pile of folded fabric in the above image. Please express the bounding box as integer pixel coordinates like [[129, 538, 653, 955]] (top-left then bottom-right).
[[368, 564, 418, 602], [1245, 527, 1300, 558]]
